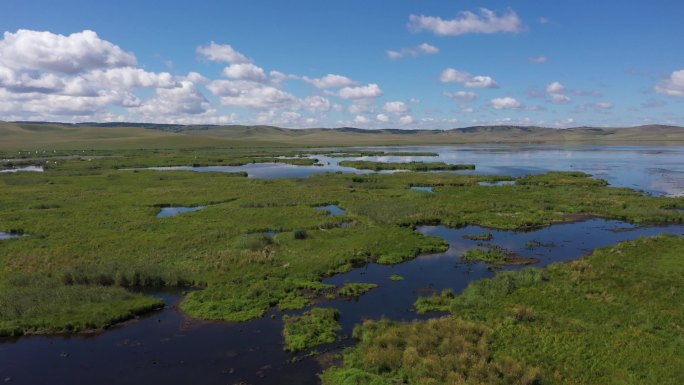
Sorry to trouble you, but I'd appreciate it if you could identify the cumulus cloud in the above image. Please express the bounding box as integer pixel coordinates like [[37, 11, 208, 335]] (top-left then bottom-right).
[[491, 97, 521, 109], [408, 8, 523, 36], [303, 74, 357, 89], [84, 67, 177, 90], [655, 69, 684, 97], [382, 101, 410, 115], [545, 81, 571, 104], [387, 43, 439, 59], [338, 83, 383, 99], [300, 95, 331, 112], [207, 80, 297, 109], [376, 113, 389, 122], [465, 76, 498, 88], [545, 81, 565, 94], [223, 63, 267, 82], [0, 29, 136, 74], [398, 115, 414, 125], [196, 41, 250, 64], [134, 80, 211, 116], [444, 91, 478, 101], [354, 115, 369, 124], [440, 68, 498, 88]]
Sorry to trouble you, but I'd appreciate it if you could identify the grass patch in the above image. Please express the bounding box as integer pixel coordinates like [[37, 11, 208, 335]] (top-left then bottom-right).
[[329, 234, 684, 385], [283, 307, 341, 352], [388, 274, 404, 281], [462, 246, 538, 266], [338, 283, 379, 297]]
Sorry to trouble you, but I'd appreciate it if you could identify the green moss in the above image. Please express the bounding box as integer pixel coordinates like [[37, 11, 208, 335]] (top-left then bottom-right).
[[388, 274, 404, 281], [283, 307, 341, 352]]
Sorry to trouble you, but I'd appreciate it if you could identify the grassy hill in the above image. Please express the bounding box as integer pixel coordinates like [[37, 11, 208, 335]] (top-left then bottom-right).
[[1, 121, 683, 150]]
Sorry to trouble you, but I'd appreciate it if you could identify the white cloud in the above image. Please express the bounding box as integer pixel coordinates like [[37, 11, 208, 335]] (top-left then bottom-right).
[[134, 80, 211, 116], [338, 83, 383, 99], [223, 63, 267, 82], [83, 67, 177, 90], [0, 29, 136, 74], [348, 101, 375, 114], [354, 115, 369, 124], [655, 69, 684, 97], [382, 101, 409, 115], [529, 56, 547, 63], [196, 41, 250, 64], [444, 91, 478, 101], [185, 72, 209, 84], [465, 76, 498, 88], [550, 94, 571, 104], [545, 81, 565, 94], [545, 82, 572, 104], [398, 115, 414, 125], [376, 113, 389, 122], [491, 97, 521, 109], [207, 80, 297, 109], [387, 43, 439, 59], [408, 8, 523, 36], [303, 74, 357, 89], [440, 68, 498, 88], [300, 95, 331, 112], [440, 68, 471, 83]]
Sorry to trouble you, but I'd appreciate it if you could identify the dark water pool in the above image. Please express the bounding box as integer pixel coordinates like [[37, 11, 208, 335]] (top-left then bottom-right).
[[2, 219, 682, 385], [156, 206, 206, 218]]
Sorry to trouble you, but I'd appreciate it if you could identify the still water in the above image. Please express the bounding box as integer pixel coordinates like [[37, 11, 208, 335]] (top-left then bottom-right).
[[142, 146, 684, 196]]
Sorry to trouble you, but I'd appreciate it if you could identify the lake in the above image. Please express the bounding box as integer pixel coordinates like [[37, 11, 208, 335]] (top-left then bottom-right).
[[142, 146, 684, 196]]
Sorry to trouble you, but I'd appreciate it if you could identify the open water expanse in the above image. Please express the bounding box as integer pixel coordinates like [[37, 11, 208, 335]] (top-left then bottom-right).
[[2, 145, 684, 385]]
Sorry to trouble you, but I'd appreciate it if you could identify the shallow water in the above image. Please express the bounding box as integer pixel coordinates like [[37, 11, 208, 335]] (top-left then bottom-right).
[[157, 206, 206, 218], [2, 219, 682, 385], [0, 165, 44, 174], [314, 204, 346, 216], [0, 232, 23, 240], [410, 186, 434, 193], [138, 146, 684, 196]]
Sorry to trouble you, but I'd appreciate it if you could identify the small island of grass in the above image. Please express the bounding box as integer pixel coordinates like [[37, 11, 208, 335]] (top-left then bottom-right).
[[339, 160, 475, 171]]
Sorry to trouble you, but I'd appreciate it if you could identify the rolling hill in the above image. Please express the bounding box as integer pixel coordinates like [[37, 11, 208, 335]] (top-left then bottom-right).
[[1, 121, 683, 150]]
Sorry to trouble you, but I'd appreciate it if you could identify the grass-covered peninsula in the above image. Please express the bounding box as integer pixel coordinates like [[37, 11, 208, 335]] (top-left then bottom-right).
[[325, 234, 684, 385]]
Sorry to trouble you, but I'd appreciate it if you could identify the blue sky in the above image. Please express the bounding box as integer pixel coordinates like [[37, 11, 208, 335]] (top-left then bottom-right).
[[1, 0, 683, 128]]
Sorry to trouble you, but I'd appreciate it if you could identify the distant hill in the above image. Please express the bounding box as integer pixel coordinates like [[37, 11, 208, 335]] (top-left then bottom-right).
[[1, 121, 683, 150]]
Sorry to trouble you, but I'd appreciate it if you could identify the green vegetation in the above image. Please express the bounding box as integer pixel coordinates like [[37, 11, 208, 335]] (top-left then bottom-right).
[[388, 274, 404, 281], [326, 151, 439, 158], [463, 232, 493, 241], [339, 160, 475, 171], [462, 246, 538, 266], [414, 289, 454, 314], [327, 234, 684, 385], [321, 317, 542, 385], [0, 147, 683, 334], [338, 283, 379, 297], [283, 307, 341, 352]]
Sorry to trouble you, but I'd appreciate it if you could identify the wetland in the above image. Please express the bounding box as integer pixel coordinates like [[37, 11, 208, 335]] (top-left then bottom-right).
[[1, 145, 683, 385]]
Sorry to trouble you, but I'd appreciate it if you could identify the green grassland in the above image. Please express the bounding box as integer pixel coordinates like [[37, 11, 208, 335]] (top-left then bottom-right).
[[0, 149, 683, 336], [327, 234, 684, 385], [283, 307, 341, 352]]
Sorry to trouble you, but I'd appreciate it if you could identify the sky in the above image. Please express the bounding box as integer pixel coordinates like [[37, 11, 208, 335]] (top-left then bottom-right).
[[1, 0, 683, 129]]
